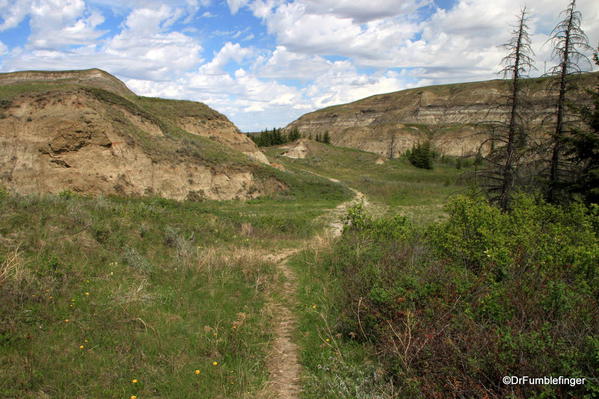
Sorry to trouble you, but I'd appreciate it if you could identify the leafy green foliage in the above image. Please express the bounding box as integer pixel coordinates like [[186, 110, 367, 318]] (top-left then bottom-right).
[[322, 195, 598, 398]]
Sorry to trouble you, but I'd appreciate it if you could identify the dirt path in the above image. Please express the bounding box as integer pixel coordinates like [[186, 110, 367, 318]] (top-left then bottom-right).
[[262, 182, 366, 399]]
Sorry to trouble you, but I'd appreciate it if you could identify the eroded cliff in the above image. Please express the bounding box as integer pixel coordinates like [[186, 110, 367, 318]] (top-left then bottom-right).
[[287, 73, 597, 158], [0, 69, 278, 200]]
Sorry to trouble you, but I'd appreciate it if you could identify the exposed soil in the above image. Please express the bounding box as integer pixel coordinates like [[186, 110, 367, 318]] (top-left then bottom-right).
[[263, 181, 366, 398]]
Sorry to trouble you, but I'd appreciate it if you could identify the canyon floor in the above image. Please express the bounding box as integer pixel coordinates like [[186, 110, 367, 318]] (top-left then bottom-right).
[[0, 141, 466, 398]]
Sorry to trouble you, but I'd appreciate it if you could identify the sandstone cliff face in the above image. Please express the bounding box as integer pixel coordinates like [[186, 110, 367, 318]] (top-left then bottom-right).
[[0, 70, 278, 200], [287, 73, 597, 158]]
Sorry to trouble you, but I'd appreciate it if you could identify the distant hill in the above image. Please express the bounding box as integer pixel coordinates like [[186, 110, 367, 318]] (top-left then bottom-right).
[[286, 72, 598, 158], [0, 69, 278, 200]]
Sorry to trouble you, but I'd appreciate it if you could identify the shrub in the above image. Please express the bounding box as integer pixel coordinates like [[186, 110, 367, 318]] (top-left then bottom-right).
[[329, 194, 598, 398]]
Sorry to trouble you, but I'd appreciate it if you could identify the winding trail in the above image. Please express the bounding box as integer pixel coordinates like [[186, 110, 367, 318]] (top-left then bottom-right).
[[262, 179, 366, 399]]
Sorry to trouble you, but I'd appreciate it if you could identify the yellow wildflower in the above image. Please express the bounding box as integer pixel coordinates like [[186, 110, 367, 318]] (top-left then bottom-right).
[[195, 369, 201, 375]]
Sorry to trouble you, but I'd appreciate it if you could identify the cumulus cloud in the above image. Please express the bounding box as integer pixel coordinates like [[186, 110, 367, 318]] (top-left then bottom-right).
[[1, 0, 598, 131], [256, 46, 333, 80], [0, 0, 32, 31], [200, 42, 253, 74], [303, 0, 431, 22]]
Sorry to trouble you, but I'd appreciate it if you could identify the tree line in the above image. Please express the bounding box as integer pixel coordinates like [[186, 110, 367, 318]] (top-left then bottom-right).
[[247, 127, 330, 147]]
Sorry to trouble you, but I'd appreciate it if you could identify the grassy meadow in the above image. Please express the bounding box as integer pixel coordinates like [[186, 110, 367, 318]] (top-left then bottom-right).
[[0, 166, 351, 398], [2, 137, 595, 399], [265, 141, 472, 223]]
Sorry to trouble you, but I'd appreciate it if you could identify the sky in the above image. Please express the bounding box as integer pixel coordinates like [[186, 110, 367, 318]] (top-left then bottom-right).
[[0, 0, 598, 131]]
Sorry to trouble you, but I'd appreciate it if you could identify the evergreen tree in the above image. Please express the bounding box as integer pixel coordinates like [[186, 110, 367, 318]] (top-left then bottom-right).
[[288, 127, 301, 142], [481, 7, 535, 211], [408, 142, 433, 169], [565, 48, 599, 204], [546, 0, 592, 203], [323, 131, 331, 144]]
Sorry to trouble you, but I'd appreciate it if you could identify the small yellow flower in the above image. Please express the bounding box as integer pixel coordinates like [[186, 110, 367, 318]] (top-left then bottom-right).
[[84, 339, 88, 343], [130, 396, 137, 399], [194, 369, 201, 375], [85, 292, 90, 296], [64, 319, 70, 323], [79, 345, 84, 349], [325, 338, 330, 342], [212, 361, 218, 366], [131, 379, 139, 384], [311, 304, 317, 309]]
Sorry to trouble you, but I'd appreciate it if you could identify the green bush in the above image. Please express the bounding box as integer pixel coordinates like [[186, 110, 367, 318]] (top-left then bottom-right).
[[328, 195, 598, 398]]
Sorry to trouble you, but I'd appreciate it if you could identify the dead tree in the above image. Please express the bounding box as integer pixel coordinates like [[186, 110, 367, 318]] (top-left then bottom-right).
[[546, 0, 592, 202], [482, 7, 535, 211]]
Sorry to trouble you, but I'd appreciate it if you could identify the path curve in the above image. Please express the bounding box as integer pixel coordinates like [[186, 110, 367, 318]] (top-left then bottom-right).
[[263, 176, 366, 398]]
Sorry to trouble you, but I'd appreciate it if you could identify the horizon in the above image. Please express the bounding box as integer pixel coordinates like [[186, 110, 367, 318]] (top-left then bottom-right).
[[1, 0, 598, 131]]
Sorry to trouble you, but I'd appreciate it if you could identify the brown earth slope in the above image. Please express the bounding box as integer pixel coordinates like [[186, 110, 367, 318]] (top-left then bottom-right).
[[0, 69, 278, 200], [287, 73, 598, 158]]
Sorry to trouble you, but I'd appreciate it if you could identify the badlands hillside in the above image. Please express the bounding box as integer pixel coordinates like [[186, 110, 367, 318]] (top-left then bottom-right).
[[0, 69, 277, 200], [286, 72, 598, 158]]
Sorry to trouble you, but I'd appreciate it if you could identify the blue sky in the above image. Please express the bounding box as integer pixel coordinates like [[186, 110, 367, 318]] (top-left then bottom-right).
[[0, 0, 597, 131]]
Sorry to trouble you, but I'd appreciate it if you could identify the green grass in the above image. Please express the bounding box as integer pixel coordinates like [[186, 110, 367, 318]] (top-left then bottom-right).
[[265, 141, 471, 222], [0, 177, 349, 398], [290, 246, 396, 399]]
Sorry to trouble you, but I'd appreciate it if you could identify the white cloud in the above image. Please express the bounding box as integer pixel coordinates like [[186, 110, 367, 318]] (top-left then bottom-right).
[[0, 0, 32, 31], [2, 0, 598, 132], [256, 46, 333, 80], [1, 3, 202, 81], [200, 42, 252, 74], [303, 61, 408, 109], [303, 0, 430, 22], [226, 0, 249, 15]]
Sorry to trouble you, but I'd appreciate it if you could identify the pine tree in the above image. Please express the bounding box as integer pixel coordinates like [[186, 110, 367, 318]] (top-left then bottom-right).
[[482, 7, 535, 211], [323, 131, 331, 144], [565, 48, 599, 204], [546, 0, 592, 203], [408, 142, 433, 169]]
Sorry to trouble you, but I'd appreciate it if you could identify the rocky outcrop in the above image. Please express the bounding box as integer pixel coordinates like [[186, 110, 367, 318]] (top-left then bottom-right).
[[281, 139, 309, 159], [0, 70, 278, 200], [287, 73, 597, 158]]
